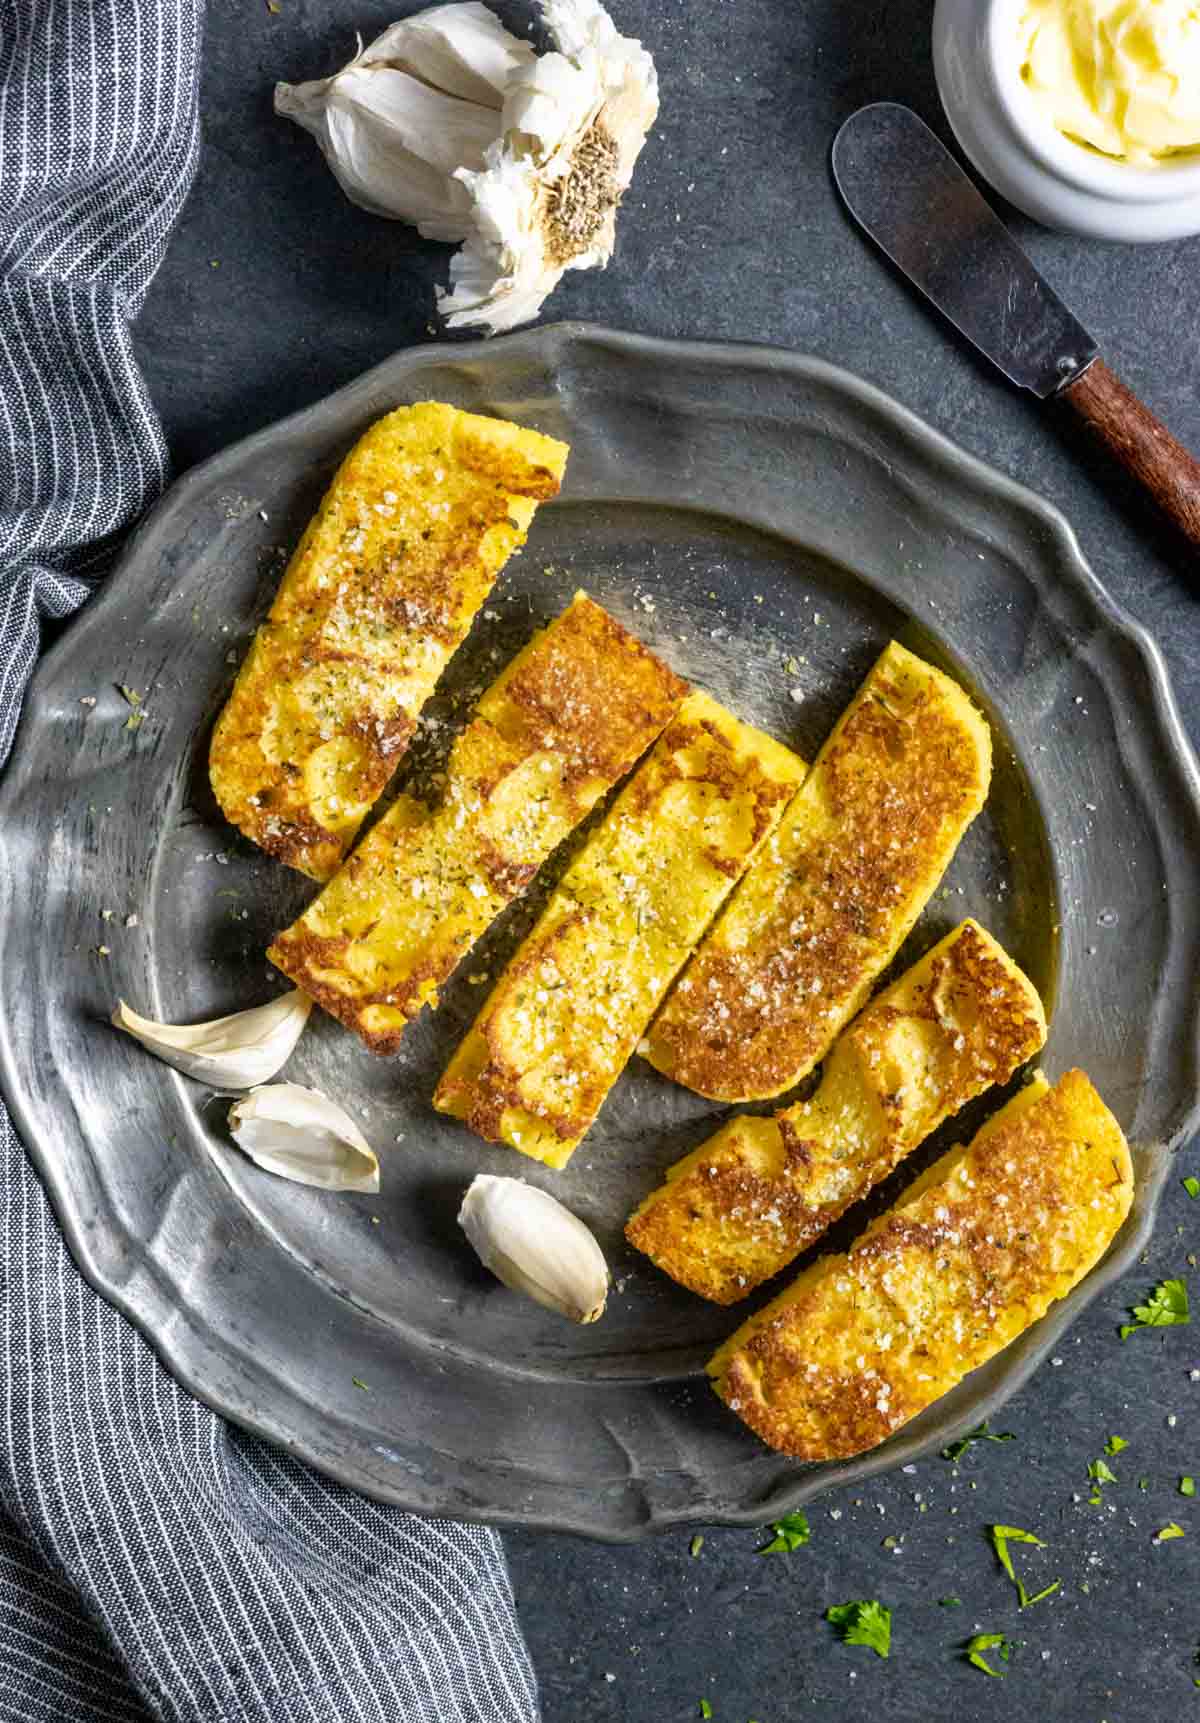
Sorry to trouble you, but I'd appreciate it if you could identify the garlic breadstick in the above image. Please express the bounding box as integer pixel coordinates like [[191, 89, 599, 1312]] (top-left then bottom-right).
[[434, 692, 806, 1168], [211, 402, 569, 881], [644, 641, 992, 1101], [269, 594, 686, 1053], [627, 920, 1046, 1303], [709, 1068, 1133, 1460]]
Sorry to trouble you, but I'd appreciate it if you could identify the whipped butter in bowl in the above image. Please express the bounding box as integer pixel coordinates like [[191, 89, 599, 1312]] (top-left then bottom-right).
[[1020, 0, 1200, 163], [934, 0, 1200, 239]]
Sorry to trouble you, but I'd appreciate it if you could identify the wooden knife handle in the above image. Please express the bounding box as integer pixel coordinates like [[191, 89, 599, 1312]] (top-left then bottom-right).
[[1060, 358, 1200, 552]]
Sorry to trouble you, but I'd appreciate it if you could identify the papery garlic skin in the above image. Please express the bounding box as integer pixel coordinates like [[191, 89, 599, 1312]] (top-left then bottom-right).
[[112, 992, 312, 1090], [275, 0, 657, 333], [228, 1084, 380, 1193], [441, 0, 658, 330], [458, 1173, 609, 1321]]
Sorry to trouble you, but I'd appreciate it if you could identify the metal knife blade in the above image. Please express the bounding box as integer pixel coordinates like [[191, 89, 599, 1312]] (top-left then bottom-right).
[[831, 103, 1098, 399]]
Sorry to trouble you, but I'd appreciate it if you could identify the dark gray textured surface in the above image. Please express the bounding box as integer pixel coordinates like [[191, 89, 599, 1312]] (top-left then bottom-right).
[[133, 1, 1200, 1718]]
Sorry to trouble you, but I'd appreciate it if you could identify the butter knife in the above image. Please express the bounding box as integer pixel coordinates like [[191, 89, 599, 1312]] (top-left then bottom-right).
[[832, 102, 1200, 553]]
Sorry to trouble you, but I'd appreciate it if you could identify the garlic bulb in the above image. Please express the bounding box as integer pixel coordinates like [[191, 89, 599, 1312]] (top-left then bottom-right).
[[458, 1173, 608, 1321], [112, 991, 311, 1089], [228, 1084, 380, 1192], [275, 0, 657, 332]]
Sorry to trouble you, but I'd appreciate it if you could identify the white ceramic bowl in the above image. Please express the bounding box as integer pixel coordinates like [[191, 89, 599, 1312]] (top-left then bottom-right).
[[933, 0, 1200, 241]]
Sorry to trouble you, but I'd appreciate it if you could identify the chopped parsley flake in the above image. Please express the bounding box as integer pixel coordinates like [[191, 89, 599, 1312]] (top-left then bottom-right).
[[690, 1534, 705, 1557], [989, 1525, 1061, 1608], [1181, 1477, 1196, 1497], [1089, 1458, 1119, 1486], [1120, 1277, 1189, 1339], [699, 1702, 713, 1720], [941, 1420, 1015, 1462], [938, 1596, 962, 1608], [1155, 1523, 1186, 1542], [825, 1599, 891, 1659], [758, 1510, 810, 1554], [965, 1631, 1012, 1676], [351, 1377, 369, 1391], [1184, 1177, 1200, 1199], [1105, 1435, 1128, 1455], [1022, 1580, 1063, 1606]]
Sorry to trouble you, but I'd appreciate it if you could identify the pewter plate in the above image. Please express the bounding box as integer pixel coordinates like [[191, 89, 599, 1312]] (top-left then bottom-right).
[[2, 325, 1197, 1540]]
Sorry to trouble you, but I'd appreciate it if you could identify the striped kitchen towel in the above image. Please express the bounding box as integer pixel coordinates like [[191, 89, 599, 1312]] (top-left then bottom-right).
[[0, 3, 538, 1720]]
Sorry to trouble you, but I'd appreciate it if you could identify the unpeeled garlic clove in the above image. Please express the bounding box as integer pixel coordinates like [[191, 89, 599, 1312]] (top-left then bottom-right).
[[357, 2, 535, 108], [112, 991, 312, 1089], [274, 4, 533, 240], [458, 1173, 608, 1321], [227, 1084, 380, 1192]]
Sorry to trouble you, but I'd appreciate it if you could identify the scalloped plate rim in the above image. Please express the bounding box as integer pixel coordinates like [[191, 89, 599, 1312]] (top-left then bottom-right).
[[1, 322, 1197, 1540]]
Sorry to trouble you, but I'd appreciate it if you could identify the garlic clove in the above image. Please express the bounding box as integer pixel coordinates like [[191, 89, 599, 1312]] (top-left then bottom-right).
[[275, 4, 534, 240], [361, 3, 536, 109], [340, 62, 498, 177], [227, 1083, 380, 1193], [112, 991, 312, 1090], [458, 1173, 608, 1322], [278, 65, 496, 236]]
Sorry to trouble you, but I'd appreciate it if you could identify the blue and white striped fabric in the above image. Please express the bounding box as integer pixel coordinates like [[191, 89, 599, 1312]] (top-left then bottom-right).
[[0, 5, 539, 1720]]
